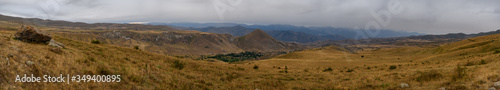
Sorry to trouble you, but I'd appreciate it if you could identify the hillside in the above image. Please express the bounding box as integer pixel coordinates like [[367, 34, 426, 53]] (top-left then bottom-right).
[[52, 29, 302, 56], [0, 14, 177, 31], [234, 29, 291, 52], [309, 30, 500, 52], [0, 15, 303, 56], [0, 27, 305, 89], [252, 33, 500, 89]]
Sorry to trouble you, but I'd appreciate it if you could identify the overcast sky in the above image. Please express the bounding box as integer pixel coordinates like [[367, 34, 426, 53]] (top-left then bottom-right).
[[0, 0, 499, 34]]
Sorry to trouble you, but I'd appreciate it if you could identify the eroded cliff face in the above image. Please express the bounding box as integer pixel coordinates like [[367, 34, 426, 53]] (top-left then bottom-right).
[[56, 30, 302, 56]]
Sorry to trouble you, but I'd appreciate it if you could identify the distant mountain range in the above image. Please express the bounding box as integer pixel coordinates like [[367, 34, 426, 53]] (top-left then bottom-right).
[[0, 14, 177, 31], [151, 22, 426, 43]]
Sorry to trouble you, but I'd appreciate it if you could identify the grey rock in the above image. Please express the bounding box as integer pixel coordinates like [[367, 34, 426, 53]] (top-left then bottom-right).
[[495, 81, 500, 88], [439, 87, 446, 90], [4, 57, 9, 65], [400, 83, 409, 88], [6, 58, 8, 65], [489, 87, 496, 90], [25, 61, 34, 65], [14, 25, 52, 43], [48, 39, 64, 48]]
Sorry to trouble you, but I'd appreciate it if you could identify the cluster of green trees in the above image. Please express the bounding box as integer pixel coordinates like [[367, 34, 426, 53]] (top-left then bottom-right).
[[207, 52, 264, 62]]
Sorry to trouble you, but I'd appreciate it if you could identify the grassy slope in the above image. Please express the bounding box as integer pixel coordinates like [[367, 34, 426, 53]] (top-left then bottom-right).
[[0, 30, 276, 89], [254, 34, 500, 89]]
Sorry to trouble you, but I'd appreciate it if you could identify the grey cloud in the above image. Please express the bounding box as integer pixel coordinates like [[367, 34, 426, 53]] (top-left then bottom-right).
[[0, 0, 499, 34]]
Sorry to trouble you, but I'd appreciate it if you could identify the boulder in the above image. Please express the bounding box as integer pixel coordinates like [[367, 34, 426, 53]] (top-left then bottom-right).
[[14, 25, 52, 43], [48, 39, 65, 48], [489, 87, 496, 90]]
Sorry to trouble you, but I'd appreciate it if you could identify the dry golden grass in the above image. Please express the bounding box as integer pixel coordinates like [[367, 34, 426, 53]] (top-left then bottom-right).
[[250, 34, 500, 89]]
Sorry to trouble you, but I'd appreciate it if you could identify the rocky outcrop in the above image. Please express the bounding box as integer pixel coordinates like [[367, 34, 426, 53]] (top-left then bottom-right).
[[14, 25, 52, 43]]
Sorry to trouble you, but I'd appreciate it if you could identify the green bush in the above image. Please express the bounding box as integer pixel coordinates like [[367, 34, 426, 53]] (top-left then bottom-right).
[[91, 40, 101, 44], [253, 65, 259, 69], [207, 51, 264, 62], [389, 65, 397, 70], [173, 60, 185, 70]]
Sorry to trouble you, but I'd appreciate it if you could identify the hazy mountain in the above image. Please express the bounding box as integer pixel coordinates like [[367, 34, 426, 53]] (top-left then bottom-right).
[[185, 25, 347, 43], [148, 22, 241, 28], [157, 22, 426, 41], [243, 24, 426, 39]]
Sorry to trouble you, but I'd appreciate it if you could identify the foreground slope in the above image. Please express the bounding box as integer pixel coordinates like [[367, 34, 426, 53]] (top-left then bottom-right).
[[253, 33, 500, 89], [0, 26, 331, 89]]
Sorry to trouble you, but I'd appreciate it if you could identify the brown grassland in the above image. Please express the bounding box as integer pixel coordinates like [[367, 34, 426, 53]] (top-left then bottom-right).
[[1, 22, 500, 89]]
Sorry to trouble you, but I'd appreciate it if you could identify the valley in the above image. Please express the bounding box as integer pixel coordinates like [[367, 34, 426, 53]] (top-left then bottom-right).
[[0, 14, 499, 90]]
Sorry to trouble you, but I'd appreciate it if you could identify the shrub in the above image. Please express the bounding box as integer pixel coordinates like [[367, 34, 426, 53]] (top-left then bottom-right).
[[495, 49, 500, 54], [285, 66, 288, 73], [133, 46, 139, 50], [480, 60, 487, 65], [323, 67, 333, 72], [415, 70, 443, 82], [346, 69, 354, 72], [389, 65, 397, 70], [98, 65, 112, 75], [452, 65, 468, 81], [253, 65, 258, 69], [91, 40, 101, 44], [173, 60, 185, 70]]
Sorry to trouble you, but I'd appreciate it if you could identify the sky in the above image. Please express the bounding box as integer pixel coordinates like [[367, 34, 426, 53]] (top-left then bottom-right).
[[0, 0, 499, 34]]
